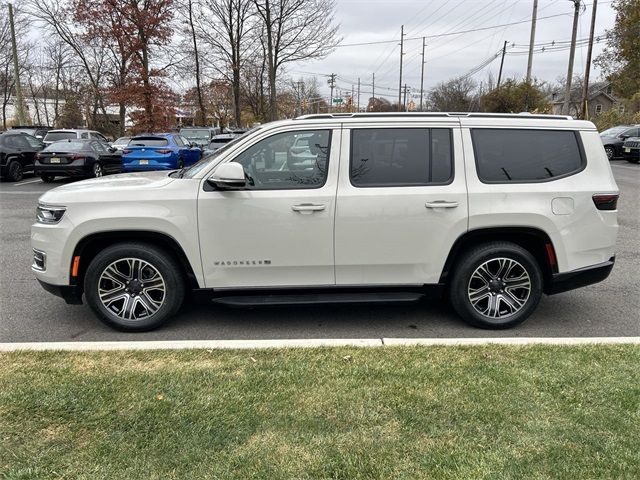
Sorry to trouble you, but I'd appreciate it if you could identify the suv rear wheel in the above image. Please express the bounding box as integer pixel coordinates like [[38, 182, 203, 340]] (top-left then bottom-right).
[[449, 242, 543, 329], [84, 243, 185, 331]]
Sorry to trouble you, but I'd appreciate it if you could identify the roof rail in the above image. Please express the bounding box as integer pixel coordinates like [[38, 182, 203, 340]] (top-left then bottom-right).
[[294, 112, 573, 121]]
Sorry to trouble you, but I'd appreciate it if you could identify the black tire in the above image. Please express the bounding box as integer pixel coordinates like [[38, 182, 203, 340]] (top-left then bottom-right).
[[604, 146, 615, 160], [92, 162, 103, 178], [7, 160, 24, 182], [448, 242, 543, 329], [84, 242, 186, 332], [41, 174, 55, 183]]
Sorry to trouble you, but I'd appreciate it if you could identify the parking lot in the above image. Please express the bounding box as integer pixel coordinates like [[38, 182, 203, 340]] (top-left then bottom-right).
[[1, 161, 638, 343]]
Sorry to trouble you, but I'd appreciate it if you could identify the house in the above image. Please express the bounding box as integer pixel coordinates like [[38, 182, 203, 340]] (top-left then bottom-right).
[[549, 81, 625, 119]]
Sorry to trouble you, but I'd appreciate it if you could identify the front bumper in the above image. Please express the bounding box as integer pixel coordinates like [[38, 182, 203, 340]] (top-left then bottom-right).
[[37, 280, 83, 304], [545, 256, 615, 295], [622, 148, 640, 162]]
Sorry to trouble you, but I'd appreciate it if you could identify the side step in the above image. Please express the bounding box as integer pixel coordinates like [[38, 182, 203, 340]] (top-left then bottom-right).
[[212, 291, 424, 307]]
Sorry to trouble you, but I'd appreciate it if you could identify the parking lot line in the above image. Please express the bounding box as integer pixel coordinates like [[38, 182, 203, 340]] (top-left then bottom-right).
[[1, 337, 638, 351], [13, 179, 43, 186], [610, 164, 640, 172]]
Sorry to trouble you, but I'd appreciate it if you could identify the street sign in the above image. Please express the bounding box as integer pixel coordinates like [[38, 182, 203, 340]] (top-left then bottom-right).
[[332, 98, 343, 104]]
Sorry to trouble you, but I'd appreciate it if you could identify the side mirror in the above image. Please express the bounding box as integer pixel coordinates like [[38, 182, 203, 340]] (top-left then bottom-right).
[[108, 146, 117, 153], [207, 162, 246, 190]]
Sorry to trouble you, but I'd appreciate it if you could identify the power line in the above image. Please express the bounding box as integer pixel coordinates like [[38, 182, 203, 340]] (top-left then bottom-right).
[[334, 13, 571, 48]]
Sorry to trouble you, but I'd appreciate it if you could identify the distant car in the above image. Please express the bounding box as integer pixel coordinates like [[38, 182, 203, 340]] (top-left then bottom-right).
[[600, 125, 640, 160], [0, 131, 45, 181], [208, 133, 237, 152], [34, 139, 122, 182], [122, 134, 202, 172], [43, 129, 110, 147], [11, 125, 52, 139], [111, 136, 131, 151], [179, 127, 220, 149], [622, 137, 640, 164]]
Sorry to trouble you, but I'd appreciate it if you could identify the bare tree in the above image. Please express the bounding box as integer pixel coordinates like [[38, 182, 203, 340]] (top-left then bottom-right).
[[197, 0, 255, 127], [26, 0, 110, 124], [251, 0, 340, 120]]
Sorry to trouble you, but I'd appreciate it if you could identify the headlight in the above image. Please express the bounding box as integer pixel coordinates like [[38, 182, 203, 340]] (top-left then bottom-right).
[[36, 204, 66, 224]]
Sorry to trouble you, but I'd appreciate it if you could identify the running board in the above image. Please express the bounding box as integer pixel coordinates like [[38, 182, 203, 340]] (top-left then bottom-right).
[[211, 291, 424, 307]]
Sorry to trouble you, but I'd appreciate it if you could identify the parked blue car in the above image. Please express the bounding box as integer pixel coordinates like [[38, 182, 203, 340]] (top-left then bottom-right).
[[122, 133, 202, 172]]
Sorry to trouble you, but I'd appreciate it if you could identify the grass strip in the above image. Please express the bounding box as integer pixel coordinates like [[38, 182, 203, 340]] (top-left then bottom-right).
[[1, 345, 639, 479]]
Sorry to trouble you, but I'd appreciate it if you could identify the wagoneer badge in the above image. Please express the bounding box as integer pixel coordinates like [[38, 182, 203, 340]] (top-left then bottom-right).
[[214, 260, 272, 266]]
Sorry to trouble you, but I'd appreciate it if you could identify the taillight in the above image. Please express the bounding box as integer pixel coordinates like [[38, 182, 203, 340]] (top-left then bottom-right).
[[123, 149, 132, 154], [71, 155, 86, 161], [156, 149, 172, 154], [592, 194, 618, 211]]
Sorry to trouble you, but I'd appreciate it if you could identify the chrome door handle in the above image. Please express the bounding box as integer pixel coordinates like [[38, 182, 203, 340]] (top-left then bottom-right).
[[425, 201, 459, 209], [291, 203, 326, 213]]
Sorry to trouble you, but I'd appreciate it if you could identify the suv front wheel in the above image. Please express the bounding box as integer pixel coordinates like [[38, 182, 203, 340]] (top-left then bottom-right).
[[84, 243, 185, 331], [449, 242, 543, 329]]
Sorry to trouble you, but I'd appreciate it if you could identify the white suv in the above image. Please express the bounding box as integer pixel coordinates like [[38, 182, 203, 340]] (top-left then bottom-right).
[[31, 113, 619, 331]]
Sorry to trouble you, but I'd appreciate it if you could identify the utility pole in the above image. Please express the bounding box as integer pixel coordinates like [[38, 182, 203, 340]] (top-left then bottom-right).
[[8, 3, 26, 125], [357, 78, 360, 111], [398, 25, 404, 111], [581, 0, 598, 119], [497, 41, 507, 88], [402, 84, 409, 110], [420, 37, 426, 111], [563, 0, 581, 116], [351, 84, 355, 112], [327, 73, 337, 113], [526, 0, 538, 83], [372, 73, 375, 100]]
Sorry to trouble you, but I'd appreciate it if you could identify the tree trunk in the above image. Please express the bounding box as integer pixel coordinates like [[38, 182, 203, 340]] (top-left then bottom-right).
[[188, 0, 206, 125]]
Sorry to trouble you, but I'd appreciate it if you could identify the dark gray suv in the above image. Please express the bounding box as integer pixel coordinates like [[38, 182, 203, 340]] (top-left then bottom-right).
[[600, 125, 640, 160]]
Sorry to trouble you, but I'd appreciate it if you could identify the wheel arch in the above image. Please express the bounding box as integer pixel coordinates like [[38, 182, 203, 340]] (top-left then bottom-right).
[[71, 230, 200, 292], [439, 227, 558, 291]]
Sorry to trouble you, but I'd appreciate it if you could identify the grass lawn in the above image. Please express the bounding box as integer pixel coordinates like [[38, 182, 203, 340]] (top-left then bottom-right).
[[1, 345, 639, 479]]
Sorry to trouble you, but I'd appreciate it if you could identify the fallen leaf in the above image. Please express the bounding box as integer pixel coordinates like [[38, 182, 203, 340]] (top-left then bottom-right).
[[156, 394, 164, 401], [250, 357, 257, 363]]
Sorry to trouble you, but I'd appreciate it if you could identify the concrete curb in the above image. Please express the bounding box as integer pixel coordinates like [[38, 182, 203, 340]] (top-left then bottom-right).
[[0, 337, 639, 351]]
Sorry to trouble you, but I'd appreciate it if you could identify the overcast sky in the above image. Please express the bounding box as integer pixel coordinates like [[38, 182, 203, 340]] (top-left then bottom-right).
[[289, 0, 616, 102]]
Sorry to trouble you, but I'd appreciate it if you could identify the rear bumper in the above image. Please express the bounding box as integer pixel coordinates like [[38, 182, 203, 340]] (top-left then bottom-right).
[[35, 164, 92, 177], [123, 162, 176, 172], [545, 256, 615, 295], [37, 279, 83, 305]]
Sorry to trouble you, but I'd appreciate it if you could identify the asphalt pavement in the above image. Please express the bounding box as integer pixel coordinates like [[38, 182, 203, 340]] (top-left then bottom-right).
[[1, 162, 638, 343]]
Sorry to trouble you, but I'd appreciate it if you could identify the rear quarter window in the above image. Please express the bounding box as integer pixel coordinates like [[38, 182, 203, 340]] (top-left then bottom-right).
[[471, 129, 585, 183]]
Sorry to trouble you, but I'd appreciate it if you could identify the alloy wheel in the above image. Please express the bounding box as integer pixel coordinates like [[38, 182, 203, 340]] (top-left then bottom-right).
[[467, 257, 531, 319], [97, 258, 166, 321], [93, 163, 103, 177]]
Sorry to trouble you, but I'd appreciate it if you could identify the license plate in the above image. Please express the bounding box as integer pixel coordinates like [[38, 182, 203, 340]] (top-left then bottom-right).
[[139, 159, 149, 165], [50, 157, 60, 163], [624, 147, 631, 153]]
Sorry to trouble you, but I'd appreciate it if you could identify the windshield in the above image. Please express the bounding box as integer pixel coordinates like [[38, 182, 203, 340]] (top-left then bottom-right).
[[182, 128, 259, 179], [44, 141, 87, 152], [129, 137, 169, 147], [180, 129, 210, 139], [600, 127, 627, 137], [45, 132, 76, 142]]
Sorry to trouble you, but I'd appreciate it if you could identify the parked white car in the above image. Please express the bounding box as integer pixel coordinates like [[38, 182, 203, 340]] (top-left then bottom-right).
[[32, 113, 619, 331]]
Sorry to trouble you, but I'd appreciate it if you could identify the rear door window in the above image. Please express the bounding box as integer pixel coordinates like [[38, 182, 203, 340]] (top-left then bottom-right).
[[471, 129, 585, 183], [350, 128, 453, 187]]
